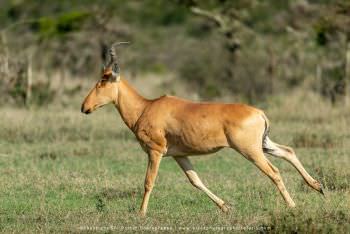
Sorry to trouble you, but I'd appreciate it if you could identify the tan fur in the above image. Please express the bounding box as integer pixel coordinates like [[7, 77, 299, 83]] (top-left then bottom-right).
[[81, 76, 323, 216]]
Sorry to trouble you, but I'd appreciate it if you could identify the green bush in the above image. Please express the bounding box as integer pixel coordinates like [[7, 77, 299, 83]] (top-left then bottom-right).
[[31, 11, 90, 38]]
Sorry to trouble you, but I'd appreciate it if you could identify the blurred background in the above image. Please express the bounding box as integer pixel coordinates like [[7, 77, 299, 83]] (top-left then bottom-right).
[[1, 0, 349, 107], [1, 1, 350, 232]]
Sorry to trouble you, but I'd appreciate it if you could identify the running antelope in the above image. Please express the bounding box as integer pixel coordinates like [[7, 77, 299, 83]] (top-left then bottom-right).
[[81, 43, 324, 216]]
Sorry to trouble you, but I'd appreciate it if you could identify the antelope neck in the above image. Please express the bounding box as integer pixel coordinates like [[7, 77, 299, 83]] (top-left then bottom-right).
[[114, 79, 150, 130]]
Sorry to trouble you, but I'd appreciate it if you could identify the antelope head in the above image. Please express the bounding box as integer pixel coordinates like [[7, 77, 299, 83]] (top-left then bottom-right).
[[81, 42, 129, 114]]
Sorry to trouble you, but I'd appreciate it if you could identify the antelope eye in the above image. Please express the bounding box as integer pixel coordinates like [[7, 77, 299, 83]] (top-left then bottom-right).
[[102, 73, 111, 80]]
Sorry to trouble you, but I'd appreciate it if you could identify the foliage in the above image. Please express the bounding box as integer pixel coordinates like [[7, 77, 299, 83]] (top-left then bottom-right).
[[0, 0, 350, 103], [31, 11, 91, 39], [0, 48, 55, 106]]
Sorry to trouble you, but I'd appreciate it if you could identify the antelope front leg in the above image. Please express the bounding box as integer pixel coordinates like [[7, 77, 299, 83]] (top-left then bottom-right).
[[174, 156, 229, 212], [139, 150, 162, 216]]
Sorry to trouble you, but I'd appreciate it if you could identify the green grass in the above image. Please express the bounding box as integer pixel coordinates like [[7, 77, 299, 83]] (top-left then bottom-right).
[[0, 93, 349, 233]]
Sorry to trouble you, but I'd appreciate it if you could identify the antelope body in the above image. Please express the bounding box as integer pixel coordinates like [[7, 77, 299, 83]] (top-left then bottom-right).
[[81, 43, 324, 216]]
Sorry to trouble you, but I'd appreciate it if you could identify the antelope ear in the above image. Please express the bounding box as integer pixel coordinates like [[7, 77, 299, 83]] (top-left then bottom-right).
[[111, 63, 120, 81]]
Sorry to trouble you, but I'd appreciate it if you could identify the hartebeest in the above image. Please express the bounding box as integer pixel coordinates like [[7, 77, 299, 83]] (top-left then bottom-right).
[[81, 43, 324, 216]]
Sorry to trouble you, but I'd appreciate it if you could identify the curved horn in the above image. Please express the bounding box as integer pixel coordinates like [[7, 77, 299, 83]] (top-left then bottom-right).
[[105, 41, 130, 79], [108, 41, 130, 65]]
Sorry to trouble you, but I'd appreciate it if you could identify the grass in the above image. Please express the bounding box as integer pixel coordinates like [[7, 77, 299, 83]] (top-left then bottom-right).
[[0, 91, 349, 233]]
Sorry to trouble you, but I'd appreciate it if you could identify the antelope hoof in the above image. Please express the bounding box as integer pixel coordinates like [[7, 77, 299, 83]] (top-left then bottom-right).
[[319, 186, 325, 196], [138, 210, 146, 217], [220, 203, 230, 213], [288, 202, 296, 208], [316, 181, 325, 196], [312, 180, 325, 196]]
